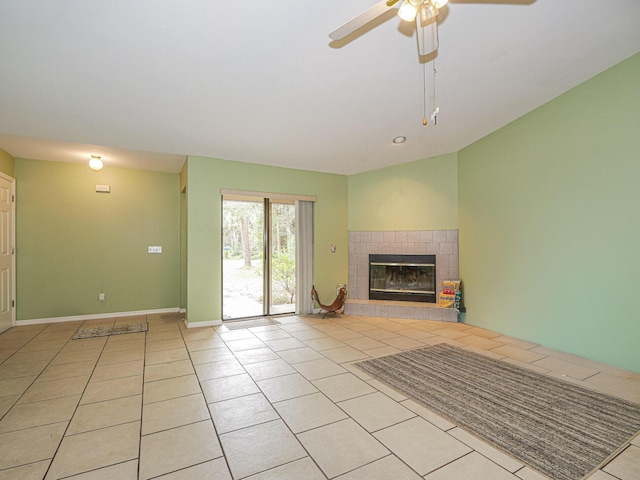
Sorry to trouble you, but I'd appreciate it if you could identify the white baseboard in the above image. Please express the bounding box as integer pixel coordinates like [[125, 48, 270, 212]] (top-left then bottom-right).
[[16, 307, 181, 326], [183, 319, 222, 328]]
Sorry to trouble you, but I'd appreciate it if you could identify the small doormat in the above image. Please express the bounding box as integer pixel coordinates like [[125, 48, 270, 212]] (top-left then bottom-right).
[[355, 343, 640, 480], [224, 317, 280, 330], [72, 323, 148, 340]]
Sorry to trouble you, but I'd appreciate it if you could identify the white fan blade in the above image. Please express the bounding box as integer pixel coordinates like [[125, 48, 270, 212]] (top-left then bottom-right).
[[416, 16, 438, 56], [329, 0, 397, 41]]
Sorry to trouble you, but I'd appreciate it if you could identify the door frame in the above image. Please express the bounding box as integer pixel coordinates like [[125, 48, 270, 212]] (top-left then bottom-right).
[[0, 171, 16, 330], [221, 194, 299, 320]]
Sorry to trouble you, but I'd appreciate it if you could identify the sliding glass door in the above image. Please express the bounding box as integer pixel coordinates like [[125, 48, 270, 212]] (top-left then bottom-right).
[[222, 196, 296, 320], [222, 197, 264, 319], [269, 201, 296, 314]]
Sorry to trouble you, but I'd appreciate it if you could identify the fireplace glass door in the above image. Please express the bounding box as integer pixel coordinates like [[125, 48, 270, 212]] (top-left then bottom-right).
[[369, 254, 436, 303]]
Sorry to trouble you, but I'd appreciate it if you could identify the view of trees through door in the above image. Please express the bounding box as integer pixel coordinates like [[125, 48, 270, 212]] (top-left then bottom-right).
[[222, 196, 296, 320]]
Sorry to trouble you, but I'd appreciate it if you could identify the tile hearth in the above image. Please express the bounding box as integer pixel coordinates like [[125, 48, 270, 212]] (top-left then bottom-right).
[[345, 299, 458, 322]]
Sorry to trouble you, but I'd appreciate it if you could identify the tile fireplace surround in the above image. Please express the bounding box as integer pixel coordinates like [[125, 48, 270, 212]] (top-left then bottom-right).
[[345, 230, 459, 322]]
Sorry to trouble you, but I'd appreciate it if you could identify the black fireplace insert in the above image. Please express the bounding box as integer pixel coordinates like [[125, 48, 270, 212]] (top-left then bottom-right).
[[369, 254, 436, 303]]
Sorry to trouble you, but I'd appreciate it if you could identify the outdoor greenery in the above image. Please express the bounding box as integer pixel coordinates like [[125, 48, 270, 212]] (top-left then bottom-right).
[[223, 200, 264, 265], [272, 251, 295, 303], [223, 199, 296, 308]]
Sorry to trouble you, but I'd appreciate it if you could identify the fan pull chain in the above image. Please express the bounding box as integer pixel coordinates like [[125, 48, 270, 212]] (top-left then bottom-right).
[[431, 60, 438, 125], [421, 17, 440, 126], [423, 60, 428, 125], [431, 22, 440, 125]]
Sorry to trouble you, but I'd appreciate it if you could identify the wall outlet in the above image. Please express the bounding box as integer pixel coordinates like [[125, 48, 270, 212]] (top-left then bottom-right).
[[98, 293, 106, 301], [148, 246, 163, 253]]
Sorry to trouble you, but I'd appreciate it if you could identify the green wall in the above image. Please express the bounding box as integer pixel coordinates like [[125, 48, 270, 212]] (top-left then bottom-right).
[[15, 159, 180, 320], [458, 53, 640, 372], [0, 148, 15, 177], [348, 153, 458, 231], [185, 156, 348, 324]]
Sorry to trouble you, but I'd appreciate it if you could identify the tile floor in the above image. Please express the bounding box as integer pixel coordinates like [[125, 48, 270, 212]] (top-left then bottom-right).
[[0, 313, 639, 479]]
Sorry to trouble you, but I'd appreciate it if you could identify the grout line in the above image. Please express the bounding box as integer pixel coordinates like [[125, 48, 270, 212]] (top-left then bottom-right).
[[421, 450, 476, 477], [181, 319, 235, 479], [239, 330, 327, 478], [135, 314, 151, 480], [38, 322, 112, 479]]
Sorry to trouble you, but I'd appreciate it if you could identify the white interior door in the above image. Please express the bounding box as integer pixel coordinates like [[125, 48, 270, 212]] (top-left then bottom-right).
[[0, 174, 15, 333]]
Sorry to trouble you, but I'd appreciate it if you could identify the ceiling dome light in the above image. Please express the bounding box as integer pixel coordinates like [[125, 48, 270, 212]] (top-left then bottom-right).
[[89, 155, 103, 171], [393, 136, 407, 144]]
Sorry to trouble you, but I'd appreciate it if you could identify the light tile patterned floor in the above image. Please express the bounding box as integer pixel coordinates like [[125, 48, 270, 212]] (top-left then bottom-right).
[[0, 313, 639, 479]]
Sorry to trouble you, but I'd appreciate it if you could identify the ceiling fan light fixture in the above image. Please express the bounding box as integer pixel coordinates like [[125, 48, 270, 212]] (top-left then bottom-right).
[[398, 0, 420, 22], [89, 155, 103, 171], [432, 0, 449, 9], [421, 2, 438, 21]]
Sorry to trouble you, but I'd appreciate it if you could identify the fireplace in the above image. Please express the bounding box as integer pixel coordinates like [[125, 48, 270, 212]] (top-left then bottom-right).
[[369, 254, 436, 303]]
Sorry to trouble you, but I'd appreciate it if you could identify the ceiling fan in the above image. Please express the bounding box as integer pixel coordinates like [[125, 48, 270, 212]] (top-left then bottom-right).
[[329, 0, 449, 56], [330, 0, 449, 126]]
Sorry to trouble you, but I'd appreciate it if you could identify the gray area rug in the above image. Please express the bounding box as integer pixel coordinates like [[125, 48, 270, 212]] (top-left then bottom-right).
[[72, 323, 148, 340], [355, 343, 640, 480]]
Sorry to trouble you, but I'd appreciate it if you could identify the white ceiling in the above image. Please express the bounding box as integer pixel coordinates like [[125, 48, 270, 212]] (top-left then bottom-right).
[[1, 0, 639, 175]]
